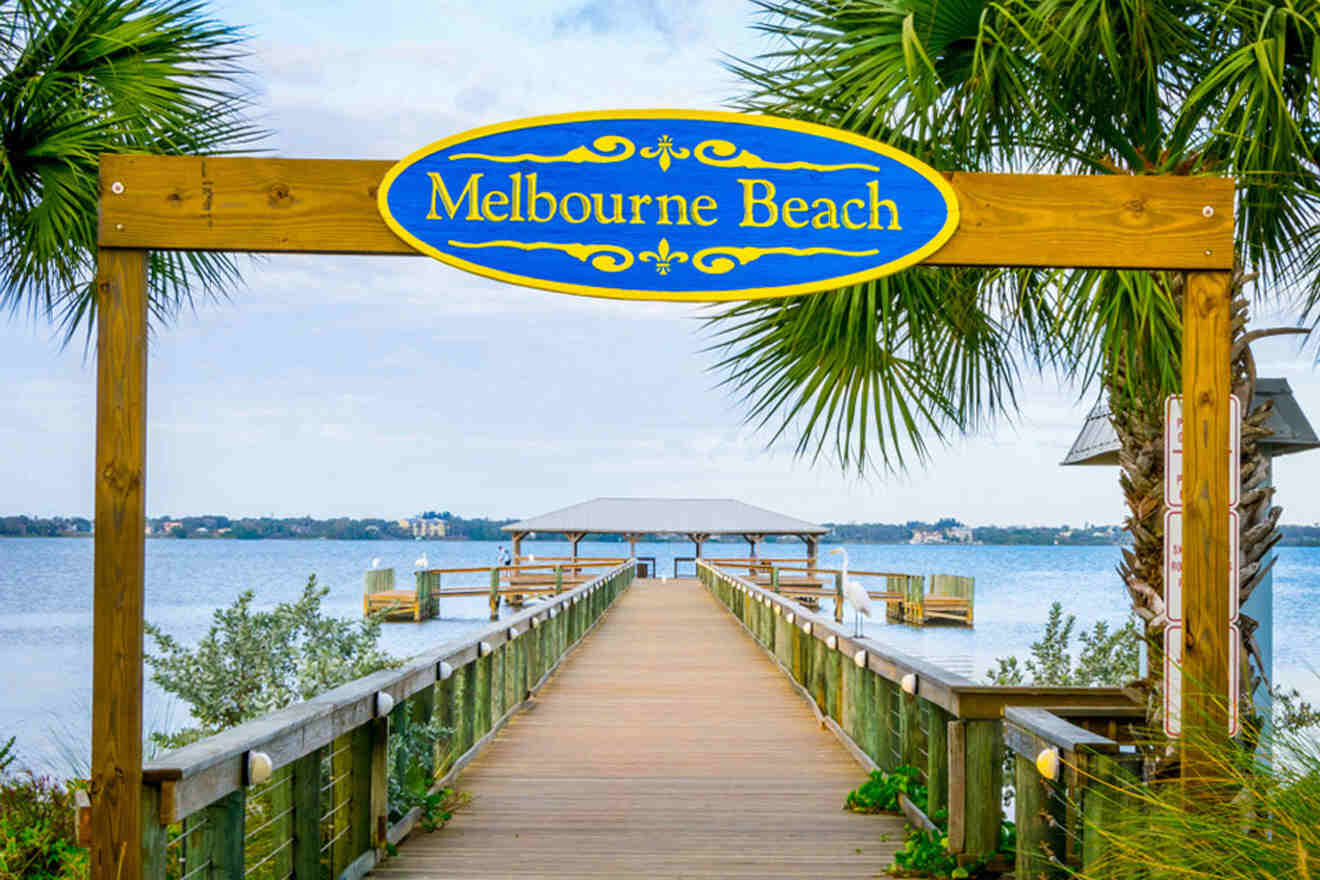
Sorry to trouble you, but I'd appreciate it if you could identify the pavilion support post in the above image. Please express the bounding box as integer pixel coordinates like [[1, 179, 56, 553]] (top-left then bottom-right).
[[805, 535, 819, 574], [92, 248, 149, 880], [1182, 270, 1233, 781], [511, 532, 524, 561], [743, 534, 763, 576], [688, 532, 709, 560]]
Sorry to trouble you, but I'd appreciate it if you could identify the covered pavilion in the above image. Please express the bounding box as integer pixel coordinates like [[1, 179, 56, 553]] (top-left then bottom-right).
[[501, 497, 829, 564]]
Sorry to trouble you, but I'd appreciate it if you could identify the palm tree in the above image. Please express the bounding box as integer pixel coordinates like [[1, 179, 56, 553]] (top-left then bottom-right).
[[707, 0, 1320, 754], [0, 0, 262, 343]]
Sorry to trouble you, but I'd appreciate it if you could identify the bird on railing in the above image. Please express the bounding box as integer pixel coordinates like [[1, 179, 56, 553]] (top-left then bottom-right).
[[830, 547, 873, 637], [370, 557, 381, 570], [415, 552, 428, 569]]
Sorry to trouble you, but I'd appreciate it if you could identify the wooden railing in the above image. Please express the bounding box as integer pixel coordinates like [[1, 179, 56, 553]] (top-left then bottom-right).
[[140, 561, 637, 880], [366, 559, 631, 621], [697, 560, 1137, 863], [1003, 706, 1142, 877]]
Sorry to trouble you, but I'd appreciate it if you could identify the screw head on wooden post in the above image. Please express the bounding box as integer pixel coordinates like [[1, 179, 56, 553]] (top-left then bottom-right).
[[375, 691, 395, 717], [901, 673, 918, 695], [1036, 747, 1061, 781], [247, 751, 273, 785]]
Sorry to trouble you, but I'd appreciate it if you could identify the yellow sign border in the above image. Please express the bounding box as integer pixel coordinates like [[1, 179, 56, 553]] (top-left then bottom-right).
[[377, 109, 961, 303]]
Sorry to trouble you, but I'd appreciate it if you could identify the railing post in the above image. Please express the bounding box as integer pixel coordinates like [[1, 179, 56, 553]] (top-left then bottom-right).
[[198, 789, 244, 880], [1081, 753, 1138, 875], [348, 725, 372, 867], [496, 642, 510, 720], [1015, 754, 1066, 879], [488, 568, 500, 620], [899, 689, 922, 769], [369, 716, 389, 852], [140, 785, 166, 880], [770, 566, 780, 594], [290, 749, 322, 880], [926, 706, 951, 818], [961, 720, 1004, 857], [834, 571, 845, 623]]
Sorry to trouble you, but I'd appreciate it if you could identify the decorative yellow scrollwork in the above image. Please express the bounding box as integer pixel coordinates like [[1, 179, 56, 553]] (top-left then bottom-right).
[[694, 139, 880, 173], [447, 240, 634, 272], [639, 135, 690, 172], [449, 135, 635, 165], [692, 246, 879, 275], [638, 238, 689, 275]]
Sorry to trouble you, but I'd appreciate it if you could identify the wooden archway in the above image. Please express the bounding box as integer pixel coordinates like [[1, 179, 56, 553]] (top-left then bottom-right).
[[90, 155, 1236, 880]]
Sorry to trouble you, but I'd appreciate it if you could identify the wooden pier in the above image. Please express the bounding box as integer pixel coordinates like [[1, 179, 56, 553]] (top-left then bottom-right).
[[382, 577, 902, 878], [121, 559, 1147, 880]]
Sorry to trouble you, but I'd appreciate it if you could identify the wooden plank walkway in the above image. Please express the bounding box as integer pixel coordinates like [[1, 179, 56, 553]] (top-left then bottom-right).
[[378, 577, 904, 879]]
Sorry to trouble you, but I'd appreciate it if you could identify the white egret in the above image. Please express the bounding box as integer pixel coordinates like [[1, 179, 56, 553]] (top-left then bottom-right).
[[414, 552, 428, 569], [370, 557, 381, 570], [829, 547, 873, 637]]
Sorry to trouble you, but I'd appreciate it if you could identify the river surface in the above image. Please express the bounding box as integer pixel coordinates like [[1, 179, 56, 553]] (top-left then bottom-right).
[[2, 537, 1317, 772]]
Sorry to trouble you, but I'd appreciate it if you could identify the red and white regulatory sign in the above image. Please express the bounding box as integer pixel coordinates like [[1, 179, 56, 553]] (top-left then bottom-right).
[[1162, 394, 1241, 738]]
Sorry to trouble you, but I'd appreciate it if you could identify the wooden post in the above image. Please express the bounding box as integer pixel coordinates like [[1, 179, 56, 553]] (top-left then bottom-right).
[[1081, 753, 1137, 871], [348, 724, 372, 863], [554, 565, 563, 593], [833, 571, 845, 623], [369, 716, 388, 851], [899, 690, 922, 769], [92, 248, 149, 880], [290, 749, 322, 880], [200, 789, 245, 880], [947, 720, 967, 853], [1015, 755, 1066, 879], [962, 720, 1004, 856], [489, 567, 500, 620], [1182, 270, 1234, 779], [770, 567, 780, 594], [926, 706, 950, 818], [511, 531, 524, 559]]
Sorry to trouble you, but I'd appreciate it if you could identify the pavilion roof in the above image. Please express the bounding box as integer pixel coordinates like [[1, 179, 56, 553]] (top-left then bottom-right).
[[1061, 378, 1320, 466], [501, 497, 828, 537]]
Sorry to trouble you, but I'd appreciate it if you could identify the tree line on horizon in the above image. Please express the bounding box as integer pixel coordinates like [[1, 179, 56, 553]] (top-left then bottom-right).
[[11, 512, 1320, 547]]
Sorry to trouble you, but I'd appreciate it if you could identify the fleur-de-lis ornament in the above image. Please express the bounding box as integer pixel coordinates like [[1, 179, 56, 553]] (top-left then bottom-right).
[[639, 238, 689, 275], [640, 135, 690, 171]]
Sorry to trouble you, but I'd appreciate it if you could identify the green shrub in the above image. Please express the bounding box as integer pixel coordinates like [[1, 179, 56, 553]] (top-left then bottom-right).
[[844, 765, 926, 813], [0, 746, 86, 880], [145, 575, 400, 748]]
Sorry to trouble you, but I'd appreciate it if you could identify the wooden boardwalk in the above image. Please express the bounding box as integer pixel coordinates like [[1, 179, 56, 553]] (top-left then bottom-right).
[[378, 577, 903, 879]]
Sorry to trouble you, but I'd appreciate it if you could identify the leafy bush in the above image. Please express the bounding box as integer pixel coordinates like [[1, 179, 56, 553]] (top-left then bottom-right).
[[145, 575, 400, 748], [0, 738, 86, 880], [985, 602, 1139, 688], [844, 765, 926, 813]]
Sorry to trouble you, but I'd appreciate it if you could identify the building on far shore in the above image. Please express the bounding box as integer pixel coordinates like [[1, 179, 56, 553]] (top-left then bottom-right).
[[410, 518, 446, 539]]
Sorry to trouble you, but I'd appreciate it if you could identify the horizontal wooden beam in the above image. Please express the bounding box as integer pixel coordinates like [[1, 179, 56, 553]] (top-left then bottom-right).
[[98, 155, 1234, 271]]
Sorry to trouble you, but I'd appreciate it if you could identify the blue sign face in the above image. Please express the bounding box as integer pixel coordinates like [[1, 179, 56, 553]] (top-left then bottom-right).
[[378, 110, 959, 302]]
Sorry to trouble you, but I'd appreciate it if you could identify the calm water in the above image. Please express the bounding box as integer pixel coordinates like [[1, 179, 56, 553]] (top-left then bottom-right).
[[2, 537, 1317, 772]]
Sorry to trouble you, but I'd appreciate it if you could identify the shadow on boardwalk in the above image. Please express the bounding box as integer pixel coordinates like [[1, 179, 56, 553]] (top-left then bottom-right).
[[377, 578, 902, 879]]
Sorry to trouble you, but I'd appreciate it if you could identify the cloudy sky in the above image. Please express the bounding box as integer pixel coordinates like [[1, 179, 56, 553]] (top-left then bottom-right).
[[4, 0, 1320, 527]]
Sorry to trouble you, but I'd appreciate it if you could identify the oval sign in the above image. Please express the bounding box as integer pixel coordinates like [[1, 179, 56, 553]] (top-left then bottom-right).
[[378, 110, 959, 302]]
